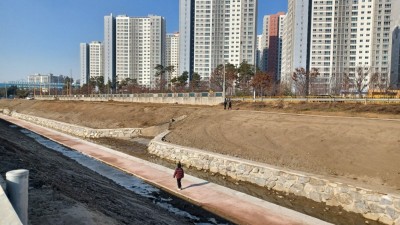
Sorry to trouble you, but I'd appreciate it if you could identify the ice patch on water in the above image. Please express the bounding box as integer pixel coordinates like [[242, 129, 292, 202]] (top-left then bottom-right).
[[194, 217, 229, 225], [160, 197, 173, 202], [20, 129, 158, 198], [19, 129, 226, 224], [156, 202, 200, 221]]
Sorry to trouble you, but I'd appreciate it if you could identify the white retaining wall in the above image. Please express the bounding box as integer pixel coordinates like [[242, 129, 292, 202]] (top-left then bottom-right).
[[35, 94, 224, 106], [5, 110, 142, 139], [148, 131, 400, 225]]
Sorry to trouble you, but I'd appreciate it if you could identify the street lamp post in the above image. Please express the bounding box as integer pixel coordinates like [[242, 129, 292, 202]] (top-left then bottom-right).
[[223, 63, 226, 100], [253, 62, 256, 101]]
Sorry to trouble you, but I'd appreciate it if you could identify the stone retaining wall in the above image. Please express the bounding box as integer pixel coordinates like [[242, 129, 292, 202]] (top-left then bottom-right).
[[4, 110, 142, 139], [149, 131, 400, 225]]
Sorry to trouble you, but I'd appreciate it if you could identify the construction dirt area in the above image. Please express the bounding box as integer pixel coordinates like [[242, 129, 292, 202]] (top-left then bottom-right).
[[1, 99, 400, 193]]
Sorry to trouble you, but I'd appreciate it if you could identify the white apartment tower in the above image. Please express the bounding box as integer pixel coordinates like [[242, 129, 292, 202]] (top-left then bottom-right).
[[115, 15, 165, 87], [104, 14, 116, 86], [179, 0, 258, 81], [166, 33, 180, 80], [80, 43, 89, 86], [309, 0, 393, 94], [179, 0, 194, 77], [89, 41, 104, 79], [281, 0, 310, 85], [257, 35, 267, 71]]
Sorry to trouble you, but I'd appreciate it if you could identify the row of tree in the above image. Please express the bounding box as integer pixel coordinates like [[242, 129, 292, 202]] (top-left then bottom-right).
[[151, 61, 278, 96], [291, 66, 392, 97], [4, 63, 391, 98]]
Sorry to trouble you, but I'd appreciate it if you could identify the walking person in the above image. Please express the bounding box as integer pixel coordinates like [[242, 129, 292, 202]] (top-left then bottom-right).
[[223, 98, 227, 110], [173, 162, 184, 190], [228, 98, 232, 110]]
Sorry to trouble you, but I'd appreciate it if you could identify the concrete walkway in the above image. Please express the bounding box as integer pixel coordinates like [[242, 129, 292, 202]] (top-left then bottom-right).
[[0, 114, 332, 225]]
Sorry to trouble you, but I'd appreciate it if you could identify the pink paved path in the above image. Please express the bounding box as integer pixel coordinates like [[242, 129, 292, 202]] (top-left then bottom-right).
[[0, 114, 332, 225]]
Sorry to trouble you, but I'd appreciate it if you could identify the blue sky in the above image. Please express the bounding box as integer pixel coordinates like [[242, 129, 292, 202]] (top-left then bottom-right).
[[0, 0, 287, 82]]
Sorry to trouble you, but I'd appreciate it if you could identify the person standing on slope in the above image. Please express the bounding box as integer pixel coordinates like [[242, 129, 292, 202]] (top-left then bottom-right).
[[173, 162, 185, 190]]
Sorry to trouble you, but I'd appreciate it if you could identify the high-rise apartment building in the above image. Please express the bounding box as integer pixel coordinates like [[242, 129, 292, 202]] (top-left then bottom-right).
[[28, 73, 66, 84], [282, 0, 394, 95], [308, 0, 393, 94], [281, 0, 310, 85], [179, 0, 258, 81], [104, 14, 116, 86], [80, 43, 89, 86], [166, 33, 180, 80], [179, 0, 194, 77], [256, 34, 267, 71], [261, 12, 286, 81], [115, 14, 165, 88], [89, 41, 104, 79]]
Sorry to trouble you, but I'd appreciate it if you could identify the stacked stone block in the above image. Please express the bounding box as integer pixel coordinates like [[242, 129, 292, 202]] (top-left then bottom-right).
[[148, 131, 400, 225]]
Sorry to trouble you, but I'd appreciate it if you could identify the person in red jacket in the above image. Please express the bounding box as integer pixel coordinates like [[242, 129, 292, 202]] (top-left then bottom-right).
[[173, 162, 184, 190]]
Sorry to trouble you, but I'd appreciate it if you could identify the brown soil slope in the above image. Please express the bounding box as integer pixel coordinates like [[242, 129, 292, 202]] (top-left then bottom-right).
[[1, 99, 400, 191]]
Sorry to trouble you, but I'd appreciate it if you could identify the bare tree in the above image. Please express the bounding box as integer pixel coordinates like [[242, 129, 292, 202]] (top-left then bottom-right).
[[353, 66, 370, 97], [341, 71, 352, 97], [209, 63, 239, 94], [250, 71, 273, 97], [291, 67, 319, 96], [369, 71, 390, 94]]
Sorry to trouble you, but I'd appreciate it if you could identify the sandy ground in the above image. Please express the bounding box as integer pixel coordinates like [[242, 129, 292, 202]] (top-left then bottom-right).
[[1, 99, 400, 191], [0, 119, 229, 225]]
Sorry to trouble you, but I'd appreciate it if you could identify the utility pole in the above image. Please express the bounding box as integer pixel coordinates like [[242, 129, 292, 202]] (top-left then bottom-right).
[[223, 62, 226, 100], [253, 54, 257, 101], [69, 69, 72, 96], [49, 74, 51, 96]]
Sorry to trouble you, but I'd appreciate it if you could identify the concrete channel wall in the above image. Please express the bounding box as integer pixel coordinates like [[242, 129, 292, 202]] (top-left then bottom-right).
[[148, 131, 400, 225], [0, 175, 23, 225], [3, 110, 142, 139], [34, 93, 224, 106]]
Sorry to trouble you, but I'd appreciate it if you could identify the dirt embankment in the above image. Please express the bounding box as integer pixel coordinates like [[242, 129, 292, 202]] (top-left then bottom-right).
[[1, 99, 400, 191]]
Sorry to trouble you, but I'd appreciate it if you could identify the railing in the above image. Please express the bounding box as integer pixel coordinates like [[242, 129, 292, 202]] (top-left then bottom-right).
[[31, 93, 400, 105], [233, 96, 400, 104]]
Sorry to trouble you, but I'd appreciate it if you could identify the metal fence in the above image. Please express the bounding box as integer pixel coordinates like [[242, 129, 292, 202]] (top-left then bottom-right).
[[32, 93, 400, 105]]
